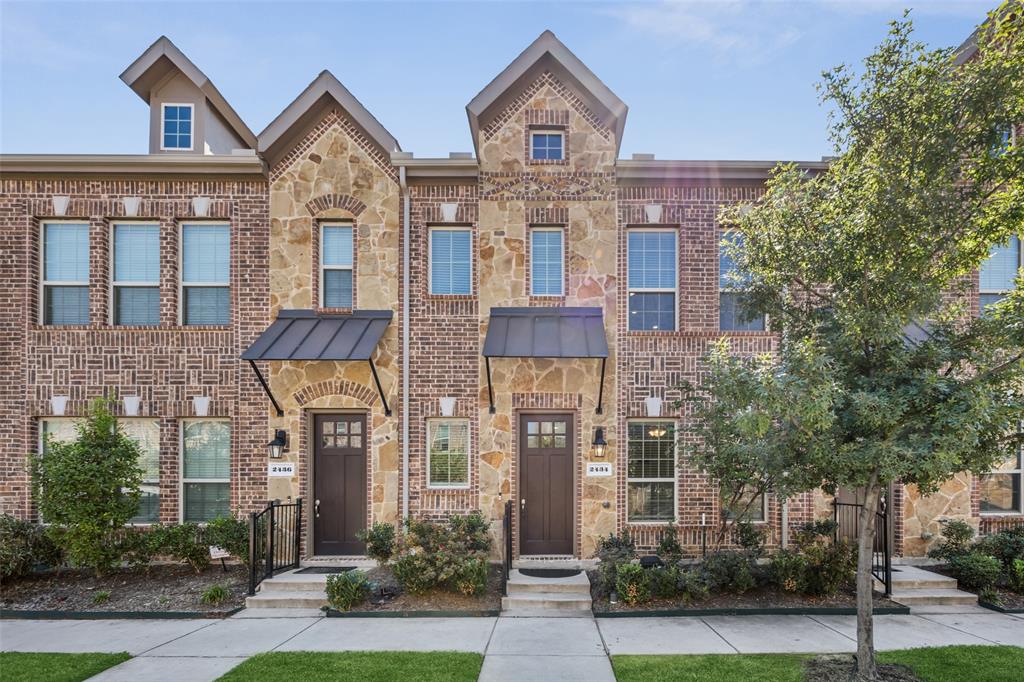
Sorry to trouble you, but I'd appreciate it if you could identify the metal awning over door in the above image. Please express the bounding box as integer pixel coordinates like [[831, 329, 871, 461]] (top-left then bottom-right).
[[242, 309, 393, 416], [482, 307, 609, 414]]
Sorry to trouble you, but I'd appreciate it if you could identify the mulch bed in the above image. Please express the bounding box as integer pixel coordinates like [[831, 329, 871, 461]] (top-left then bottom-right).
[[805, 656, 921, 682], [919, 564, 1024, 610], [341, 565, 502, 613], [0, 564, 248, 614], [588, 570, 901, 613]]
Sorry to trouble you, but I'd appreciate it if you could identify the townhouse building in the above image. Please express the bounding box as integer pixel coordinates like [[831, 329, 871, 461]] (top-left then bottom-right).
[[1, 32, 1019, 561]]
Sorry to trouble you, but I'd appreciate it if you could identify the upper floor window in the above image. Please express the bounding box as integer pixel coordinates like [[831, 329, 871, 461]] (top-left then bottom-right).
[[429, 228, 471, 295], [181, 224, 229, 325], [530, 227, 564, 296], [321, 223, 354, 307], [112, 223, 160, 325], [427, 419, 470, 489], [41, 221, 90, 325], [161, 104, 193, 151], [980, 235, 1021, 311], [530, 130, 564, 161], [627, 230, 676, 331], [627, 421, 676, 523], [720, 232, 765, 331], [980, 422, 1022, 515], [182, 420, 230, 522]]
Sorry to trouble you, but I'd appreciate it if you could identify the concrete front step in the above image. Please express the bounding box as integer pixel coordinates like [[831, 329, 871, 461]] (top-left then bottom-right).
[[501, 591, 593, 611], [506, 569, 591, 595], [890, 588, 978, 606], [889, 577, 959, 590], [245, 589, 329, 609]]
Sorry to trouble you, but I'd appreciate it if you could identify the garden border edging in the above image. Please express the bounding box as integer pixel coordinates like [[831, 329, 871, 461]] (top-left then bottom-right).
[[324, 608, 500, 618], [594, 605, 910, 618], [0, 607, 243, 620], [978, 601, 1024, 614]]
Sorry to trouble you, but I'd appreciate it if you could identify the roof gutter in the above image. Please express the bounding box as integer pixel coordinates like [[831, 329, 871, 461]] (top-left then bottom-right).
[[0, 154, 266, 176], [400, 165, 410, 521], [616, 159, 830, 182]]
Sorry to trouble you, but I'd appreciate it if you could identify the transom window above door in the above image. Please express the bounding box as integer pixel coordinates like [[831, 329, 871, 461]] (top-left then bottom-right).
[[525, 418, 568, 449], [320, 417, 363, 449], [320, 223, 354, 308]]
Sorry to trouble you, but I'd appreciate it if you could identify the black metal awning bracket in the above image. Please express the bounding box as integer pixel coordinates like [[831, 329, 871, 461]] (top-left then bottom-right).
[[248, 359, 284, 418], [368, 358, 393, 417], [596, 357, 606, 415], [486, 356, 496, 414]]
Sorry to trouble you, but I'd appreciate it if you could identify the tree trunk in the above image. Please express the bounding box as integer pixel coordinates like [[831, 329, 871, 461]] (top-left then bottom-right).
[[855, 471, 882, 681]]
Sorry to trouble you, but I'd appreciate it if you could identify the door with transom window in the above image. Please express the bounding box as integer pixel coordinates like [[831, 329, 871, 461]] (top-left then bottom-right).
[[518, 413, 574, 555], [313, 413, 367, 555]]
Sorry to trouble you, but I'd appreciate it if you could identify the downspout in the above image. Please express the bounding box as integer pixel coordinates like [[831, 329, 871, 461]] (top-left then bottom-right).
[[400, 165, 410, 521]]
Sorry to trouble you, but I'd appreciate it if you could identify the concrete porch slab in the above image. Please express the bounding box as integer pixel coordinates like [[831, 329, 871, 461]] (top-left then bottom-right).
[[88, 655, 247, 682], [479, 654, 615, 682], [0, 619, 214, 655], [701, 615, 855, 654], [485, 617, 604, 656], [598, 617, 735, 655], [275, 617, 496, 653], [141, 617, 318, 657]]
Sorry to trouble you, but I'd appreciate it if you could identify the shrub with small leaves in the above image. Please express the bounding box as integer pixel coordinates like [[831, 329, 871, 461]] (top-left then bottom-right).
[[391, 513, 492, 595], [678, 568, 710, 603], [325, 571, 371, 611], [616, 563, 651, 605], [593, 529, 636, 596], [649, 564, 681, 599], [949, 552, 1001, 591], [770, 549, 807, 592], [656, 525, 683, 565], [356, 522, 396, 566], [200, 584, 230, 606], [973, 526, 1024, 571], [0, 514, 62, 580], [928, 519, 976, 563], [1009, 558, 1024, 594], [701, 551, 756, 594], [735, 521, 766, 559], [153, 523, 209, 573], [204, 516, 249, 567]]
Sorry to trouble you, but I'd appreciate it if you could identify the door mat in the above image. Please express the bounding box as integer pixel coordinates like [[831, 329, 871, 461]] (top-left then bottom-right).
[[518, 568, 581, 579], [295, 566, 356, 574]]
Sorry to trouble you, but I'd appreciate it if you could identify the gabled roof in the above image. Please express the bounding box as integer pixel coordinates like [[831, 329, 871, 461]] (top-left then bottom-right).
[[119, 36, 257, 149], [466, 30, 628, 157], [258, 71, 401, 164]]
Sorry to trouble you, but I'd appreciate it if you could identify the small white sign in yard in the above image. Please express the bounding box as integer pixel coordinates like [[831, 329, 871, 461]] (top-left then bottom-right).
[[268, 461, 296, 477], [586, 462, 613, 477], [209, 545, 230, 559]]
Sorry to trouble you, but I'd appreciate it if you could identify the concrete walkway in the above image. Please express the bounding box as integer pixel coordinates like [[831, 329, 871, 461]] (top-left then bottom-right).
[[1, 611, 1021, 681]]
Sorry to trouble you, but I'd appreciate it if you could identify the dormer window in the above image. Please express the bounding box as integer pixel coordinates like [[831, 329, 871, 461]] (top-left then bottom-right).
[[530, 130, 564, 161], [161, 103, 193, 150]]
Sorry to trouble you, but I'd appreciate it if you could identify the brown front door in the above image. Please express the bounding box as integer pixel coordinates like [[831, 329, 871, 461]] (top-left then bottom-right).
[[313, 413, 367, 555], [519, 413, 574, 556]]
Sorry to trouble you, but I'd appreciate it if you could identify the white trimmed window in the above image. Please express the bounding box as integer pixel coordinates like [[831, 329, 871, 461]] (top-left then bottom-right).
[[980, 423, 1022, 515], [719, 232, 765, 331], [429, 227, 472, 295], [723, 485, 767, 523], [41, 221, 90, 325], [181, 420, 230, 522], [321, 223, 354, 307], [530, 130, 564, 161], [980, 235, 1021, 311], [530, 227, 564, 296], [627, 229, 677, 331], [181, 224, 230, 325], [161, 103, 194, 151], [427, 419, 470, 489], [112, 223, 160, 325], [627, 421, 676, 522], [122, 419, 161, 524]]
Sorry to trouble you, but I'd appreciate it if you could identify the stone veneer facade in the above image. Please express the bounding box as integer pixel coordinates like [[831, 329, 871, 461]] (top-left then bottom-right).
[[1, 32, 1018, 560]]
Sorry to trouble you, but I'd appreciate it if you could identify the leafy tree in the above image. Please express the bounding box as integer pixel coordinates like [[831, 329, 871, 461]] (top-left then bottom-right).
[[30, 398, 144, 575], [680, 5, 1024, 679]]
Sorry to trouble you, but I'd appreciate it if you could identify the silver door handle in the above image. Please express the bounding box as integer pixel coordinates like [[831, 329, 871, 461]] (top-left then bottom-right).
[[315, 499, 320, 518], [520, 498, 526, 511]]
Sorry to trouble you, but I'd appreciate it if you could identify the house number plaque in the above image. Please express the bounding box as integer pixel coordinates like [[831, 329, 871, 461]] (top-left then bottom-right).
[[268, 462, 296, 477], [586, 462, 613, 477]]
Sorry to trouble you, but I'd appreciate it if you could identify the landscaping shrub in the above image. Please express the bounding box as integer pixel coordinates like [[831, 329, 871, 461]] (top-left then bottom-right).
[[801, 538, 855, 595], [927, 519, 975, 563], [649, 564, 681, 599], [29, 399, 145, 576], [701, 551, 756, 594], [1009, 559, 1024, 594], [116, 528, 157, 572], [735, 521, 766, 559], [391, 513, 492, 595], [205, 516, 249, 567], [356, 522, 396, 566], [0, 514, 62, 580], [677, 567, 710, 602], [769, 549, 807, 592], [201, 584, 230, 606], [593, 529, 636, 596], [973, 527, 1024, 570], [792, 519, 838, 545], [326, 571, 372, 611], [616, 563, 651, 605], [949, 553, 1002, 591], [153, 523, 210, 573], [656, 525, 683, 565]]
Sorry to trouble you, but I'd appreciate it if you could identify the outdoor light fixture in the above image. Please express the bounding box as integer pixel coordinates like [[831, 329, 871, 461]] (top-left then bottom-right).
[[591, 427, 607, 458], [647, 424, 667, 438], [267, 430, 287, 459]]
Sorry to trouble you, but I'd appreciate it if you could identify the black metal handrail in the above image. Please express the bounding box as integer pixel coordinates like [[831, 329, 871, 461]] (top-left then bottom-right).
[[502, 499, 513, 596], [833, 499, 891, 596], [248, 498, 302, 595]]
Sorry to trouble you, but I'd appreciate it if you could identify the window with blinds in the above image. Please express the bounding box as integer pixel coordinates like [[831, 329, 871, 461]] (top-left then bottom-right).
[[427, 419, 470, 488], [627, 230, 677, 331], [321, 223, 354, 307], [429, 228, 472, 295], [181, 224, 230, 325], [980, 235, 1021, 311], [122, 419, 160, 523], [627, 421, 676, 522], [182, 420, 230, 522], [42, 222, 90, 325], [113, 224, 160, 325], [530, 227, 564, 296], [719, 232, 765, 331]]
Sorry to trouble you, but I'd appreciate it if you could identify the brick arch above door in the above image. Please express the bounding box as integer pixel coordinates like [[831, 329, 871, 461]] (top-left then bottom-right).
[[293, 378, 378, 408]]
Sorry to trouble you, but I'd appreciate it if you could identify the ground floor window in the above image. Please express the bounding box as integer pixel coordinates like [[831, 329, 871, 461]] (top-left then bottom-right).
[[182, 420, 230, 521], [627, 420, 676, 522], [121, 419, 160, 523], [427, 419, 470, 488], [980, 424, 1022, 514], [723, 484, 767, 523]]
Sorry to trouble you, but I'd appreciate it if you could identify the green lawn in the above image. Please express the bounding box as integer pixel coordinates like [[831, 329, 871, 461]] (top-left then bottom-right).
[[217, 651, 484, 682], [612, 646, 1024, 682], [0, 652, 131, 682]]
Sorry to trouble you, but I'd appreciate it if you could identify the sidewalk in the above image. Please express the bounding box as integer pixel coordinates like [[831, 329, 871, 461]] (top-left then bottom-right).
[[1, 611, 1021, 681]]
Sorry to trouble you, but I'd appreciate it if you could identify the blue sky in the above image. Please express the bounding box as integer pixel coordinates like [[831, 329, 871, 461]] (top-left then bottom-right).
[[0, 1, 993, 160]]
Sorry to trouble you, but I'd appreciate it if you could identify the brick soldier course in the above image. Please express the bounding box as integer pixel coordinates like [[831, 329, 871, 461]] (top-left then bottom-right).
[[0, 31, 1017, 561]]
